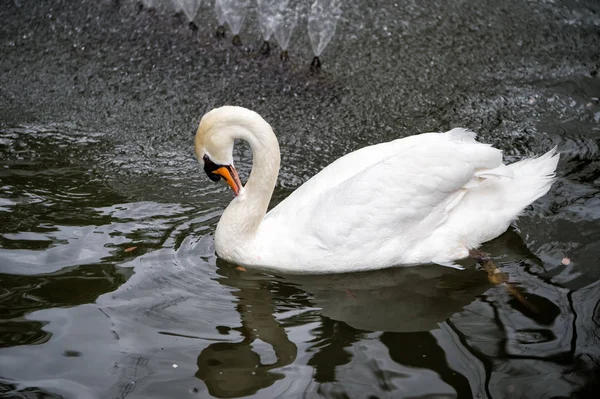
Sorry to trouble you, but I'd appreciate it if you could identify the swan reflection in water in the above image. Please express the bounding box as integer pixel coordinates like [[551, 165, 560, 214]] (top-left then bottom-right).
[[195, 263, 298, 398], [193, 228, 594, 398], [194, 229, 540, 397]]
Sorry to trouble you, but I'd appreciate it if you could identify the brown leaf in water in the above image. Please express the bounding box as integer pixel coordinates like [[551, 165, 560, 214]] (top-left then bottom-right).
[[124, 246, 137, 253], [236, 266, 246, 272]]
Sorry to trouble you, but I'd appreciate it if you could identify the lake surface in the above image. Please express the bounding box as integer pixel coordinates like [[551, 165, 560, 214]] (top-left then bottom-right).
[[1, 0, 599, 398]]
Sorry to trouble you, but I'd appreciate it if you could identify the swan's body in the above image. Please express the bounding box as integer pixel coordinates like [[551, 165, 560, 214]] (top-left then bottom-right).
[[195, 106, 559, 273]]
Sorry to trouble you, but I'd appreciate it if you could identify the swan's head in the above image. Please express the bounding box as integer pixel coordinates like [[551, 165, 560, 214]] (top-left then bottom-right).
[[194, 106, 245, 196]]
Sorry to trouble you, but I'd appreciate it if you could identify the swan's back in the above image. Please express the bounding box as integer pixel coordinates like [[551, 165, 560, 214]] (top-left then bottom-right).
[[254, 128, 555, 273], [270, 129, 484, 214]]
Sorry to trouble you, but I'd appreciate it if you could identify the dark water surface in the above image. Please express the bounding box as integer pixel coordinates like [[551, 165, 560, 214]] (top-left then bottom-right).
[[1, 0, 600, 398]]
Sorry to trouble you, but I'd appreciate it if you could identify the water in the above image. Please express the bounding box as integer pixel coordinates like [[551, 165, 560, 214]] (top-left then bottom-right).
[[272, 2, 299, 53], [1, 0, 600, 398], [219, 0, 251, 36], [308, 0, 342, 57], [142, 0, 163, 9], [171, 0, 202, 23], [257, 0, 284, 42], [214, 0, 228, 27], [147, 0, 342, 62]]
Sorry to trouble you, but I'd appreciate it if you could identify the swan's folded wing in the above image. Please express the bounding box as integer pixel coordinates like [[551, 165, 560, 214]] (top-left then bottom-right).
[[269, 129, 498, 215], [270, 139, 407, 212], [264, 134, 505, 258]]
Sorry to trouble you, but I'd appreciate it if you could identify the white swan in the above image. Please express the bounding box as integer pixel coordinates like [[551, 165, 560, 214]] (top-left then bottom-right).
[[195, 106, 559, 273]]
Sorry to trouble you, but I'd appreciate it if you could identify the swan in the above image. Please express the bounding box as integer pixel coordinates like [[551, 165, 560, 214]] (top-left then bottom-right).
[[194, 106, 559, 273]]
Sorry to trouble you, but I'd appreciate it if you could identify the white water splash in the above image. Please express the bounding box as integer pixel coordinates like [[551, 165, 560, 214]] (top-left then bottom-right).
[[308, 0, 342, 57], [218, 0, 251, 35], [257, 0, 288, 42], [273, 3, 299, 51], [171, 0, 202, 22], [214, 0, 228, 26]]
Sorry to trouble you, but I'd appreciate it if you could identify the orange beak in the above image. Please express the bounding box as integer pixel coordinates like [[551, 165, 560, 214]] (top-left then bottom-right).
[[213, 165, 243, 196]]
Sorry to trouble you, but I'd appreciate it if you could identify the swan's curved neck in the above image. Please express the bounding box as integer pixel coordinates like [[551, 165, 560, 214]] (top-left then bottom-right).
[[215, 116, 280, 254]]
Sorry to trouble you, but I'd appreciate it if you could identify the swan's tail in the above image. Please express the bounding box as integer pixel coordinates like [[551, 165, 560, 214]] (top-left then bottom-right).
[[505, 147, 559, 214]]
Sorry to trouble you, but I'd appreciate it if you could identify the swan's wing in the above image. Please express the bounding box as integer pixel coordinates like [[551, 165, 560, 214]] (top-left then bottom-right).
[[271, 129, 506, 213], [263, 130, 509, 256], [271, 139, 404, 212]]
